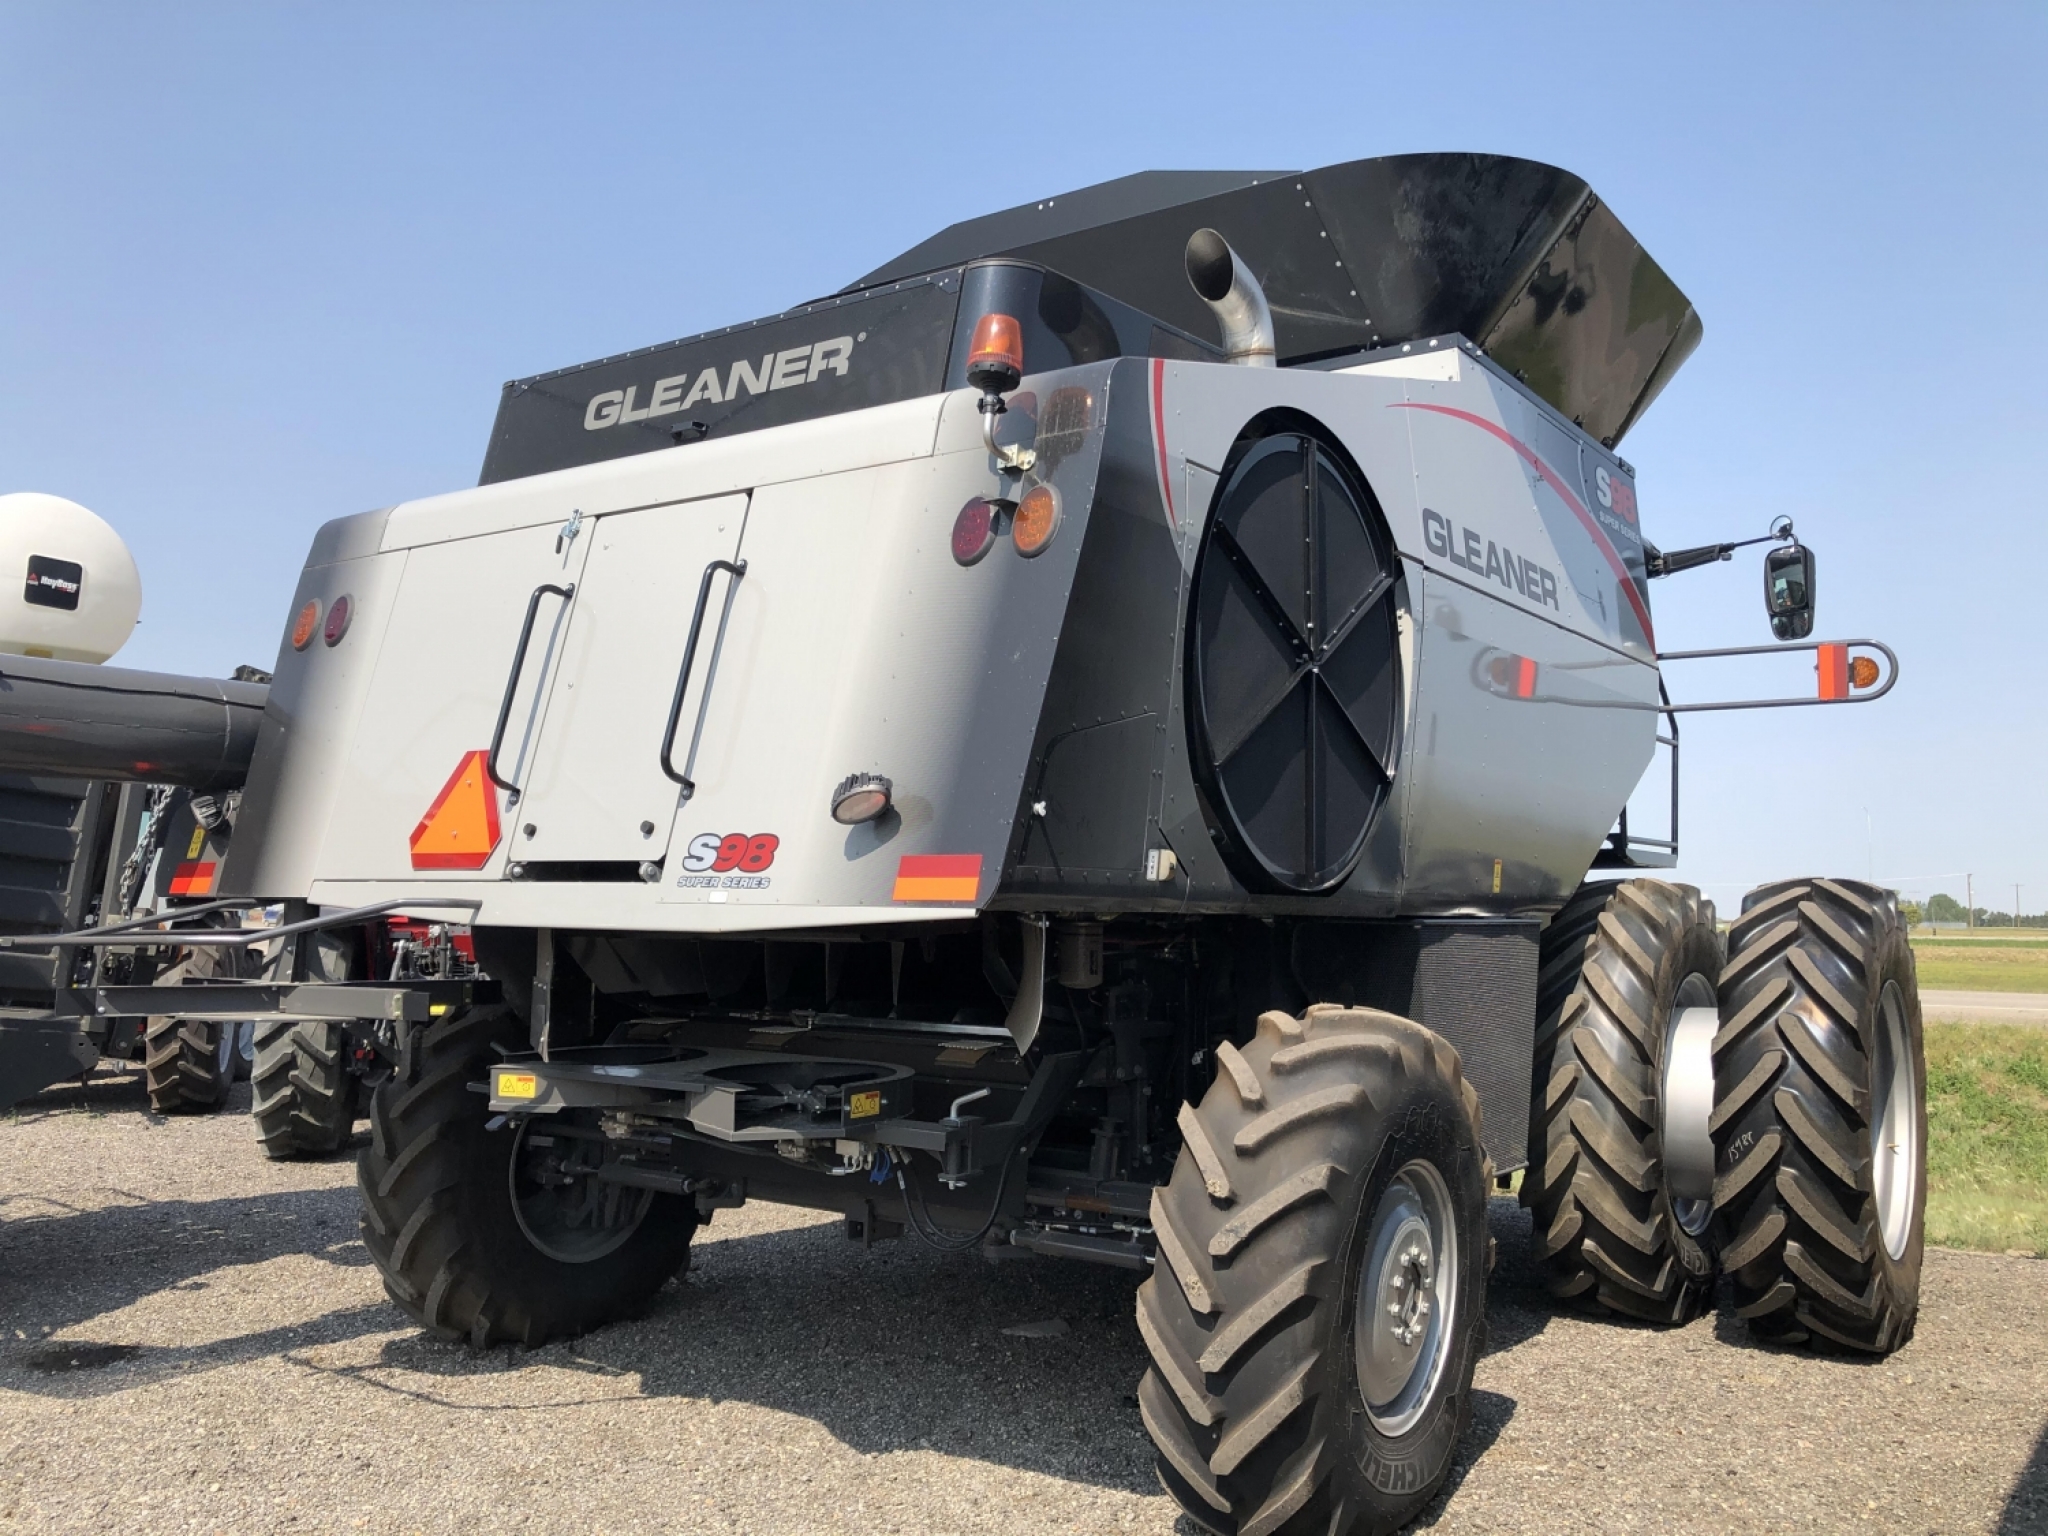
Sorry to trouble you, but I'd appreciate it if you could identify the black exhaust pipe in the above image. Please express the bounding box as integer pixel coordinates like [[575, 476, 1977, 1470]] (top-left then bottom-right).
[[0, 653, 267, 790]]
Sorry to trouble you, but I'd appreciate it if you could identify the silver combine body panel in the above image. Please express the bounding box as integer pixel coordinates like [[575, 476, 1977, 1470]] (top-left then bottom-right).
[[223, 342, 1659, 928]]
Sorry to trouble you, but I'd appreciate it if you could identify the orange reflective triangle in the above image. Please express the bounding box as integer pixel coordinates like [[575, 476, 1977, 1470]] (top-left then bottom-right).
[[408, 750, 502, 870]]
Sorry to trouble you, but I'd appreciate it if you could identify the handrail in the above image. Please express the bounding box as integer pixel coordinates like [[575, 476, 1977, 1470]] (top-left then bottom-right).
[[660, 558, 747, 797], [486, 582, 575, 795]]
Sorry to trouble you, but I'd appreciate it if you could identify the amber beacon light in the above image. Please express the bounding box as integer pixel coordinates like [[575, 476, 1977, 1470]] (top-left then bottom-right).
[[965, 313, 1024, 393]]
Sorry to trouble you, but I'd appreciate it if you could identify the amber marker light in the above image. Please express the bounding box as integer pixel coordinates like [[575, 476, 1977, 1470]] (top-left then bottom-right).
[[290, 599, 321, 650], [966, 312, 1025, 393], [1012, 484, 1061, 557], [1849, 655, 1881, 690]]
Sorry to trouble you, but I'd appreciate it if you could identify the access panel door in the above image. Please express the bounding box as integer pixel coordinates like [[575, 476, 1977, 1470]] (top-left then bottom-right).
[[510, 494, 748, 867], [317, 520, 589, 882]]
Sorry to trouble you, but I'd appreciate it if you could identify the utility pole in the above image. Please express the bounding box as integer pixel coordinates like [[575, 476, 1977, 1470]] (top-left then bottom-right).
[[1967, 873, 1974, 930], [2018, 884, 2023, 930]]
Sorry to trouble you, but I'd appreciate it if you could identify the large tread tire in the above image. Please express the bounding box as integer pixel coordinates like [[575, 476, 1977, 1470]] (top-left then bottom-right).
[[358, 1004, 696, 1347], [1521, 879, 1723, 1322], [1712, 878, 1925, 1353], [252, 1019, 359, 1159], [1140, 1005, 1489, 1536], [143, 1016, 234, 1114]]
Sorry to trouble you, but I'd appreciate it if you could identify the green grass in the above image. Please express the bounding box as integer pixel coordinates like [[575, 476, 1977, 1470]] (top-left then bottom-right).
[[1502, 1023, 2045, 1258], [1909, 936, 2048, 992], [1924, 1022, 2048, 1256]]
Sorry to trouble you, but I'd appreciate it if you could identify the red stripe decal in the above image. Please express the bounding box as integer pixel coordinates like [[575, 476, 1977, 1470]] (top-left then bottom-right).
[[1150, 357, 1176, 528], [1390, 402, 1654, 648], [1515, 656, 1538, 699], [896, 854, 982, 879]]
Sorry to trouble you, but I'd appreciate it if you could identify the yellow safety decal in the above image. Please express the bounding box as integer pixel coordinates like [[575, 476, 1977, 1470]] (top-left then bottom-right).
[[1491, 858, 1503, 894], [187, 826, 207, 859], [849, 1090, 882, 1119], [498, 1072, 539, 1100]]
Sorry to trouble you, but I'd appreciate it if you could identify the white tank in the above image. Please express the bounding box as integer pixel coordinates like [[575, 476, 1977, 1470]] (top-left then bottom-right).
[[0, 493, 143, 664]]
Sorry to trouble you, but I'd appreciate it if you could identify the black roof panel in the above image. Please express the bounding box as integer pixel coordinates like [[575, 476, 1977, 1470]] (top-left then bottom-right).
[[851, 153, 1701, 445]]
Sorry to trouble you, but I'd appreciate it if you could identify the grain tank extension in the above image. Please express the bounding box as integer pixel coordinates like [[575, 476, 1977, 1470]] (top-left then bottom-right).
[[14, 154, 1919, 1536]]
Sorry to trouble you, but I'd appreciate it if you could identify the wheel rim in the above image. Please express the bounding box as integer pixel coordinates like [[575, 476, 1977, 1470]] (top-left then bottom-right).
[[509, 1116, 654, 1264], [1662, 972, 1719, 1236], [1871, 981, 1921, 1262], [1353, 1159, 1458, 1436]]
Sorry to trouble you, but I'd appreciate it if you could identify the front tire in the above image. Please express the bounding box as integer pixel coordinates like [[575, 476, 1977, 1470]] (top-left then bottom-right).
[[1521, 880, 1724, 1321], [252, 1020, 359, 1159], [1140, 1005, 1488, 1536], [1712, 878, 1925, 1352], [357, 1005, 695, 1346], [143, 1016, 235, 1114]]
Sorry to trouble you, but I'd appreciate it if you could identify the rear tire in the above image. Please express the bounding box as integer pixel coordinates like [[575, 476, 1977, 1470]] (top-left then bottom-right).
[[1712, 878, 1925, 1352], [1521, 880, 1723, 1321], [143, 1016, 234, 1114], [252, 1020, 359, 1159], [1140, 1005, 1488, 1536], [358, 1004, 696, 1346]]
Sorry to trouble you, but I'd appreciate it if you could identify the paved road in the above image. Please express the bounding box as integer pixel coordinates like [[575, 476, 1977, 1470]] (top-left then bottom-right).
[[1921, 990, 2048, 1027], [1, 1067, 2044, 1534]]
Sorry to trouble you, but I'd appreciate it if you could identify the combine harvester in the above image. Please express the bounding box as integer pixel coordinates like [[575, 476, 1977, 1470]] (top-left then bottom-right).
[[3, 154, 1916, 1535]]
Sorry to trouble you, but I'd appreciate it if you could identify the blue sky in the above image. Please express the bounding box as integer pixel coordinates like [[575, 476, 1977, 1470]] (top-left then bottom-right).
[[2, 4, 2042, 915]]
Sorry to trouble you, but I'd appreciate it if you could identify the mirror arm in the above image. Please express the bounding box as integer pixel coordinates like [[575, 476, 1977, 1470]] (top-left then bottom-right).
[[1645, 519, 1799, 580], [1646, 542, 1736, 578]]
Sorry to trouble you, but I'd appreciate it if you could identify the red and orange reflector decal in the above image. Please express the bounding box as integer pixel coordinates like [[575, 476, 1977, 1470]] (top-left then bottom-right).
[[1012, 484, 1060, 557], [290, 599, 321, 650], [892, 853, 982, 903], [168, 861, 216, 896], [408, 750, 503, 870]]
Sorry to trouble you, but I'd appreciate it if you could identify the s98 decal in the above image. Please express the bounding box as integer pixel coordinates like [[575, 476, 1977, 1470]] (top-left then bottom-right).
[[681, 832, 780, 874]]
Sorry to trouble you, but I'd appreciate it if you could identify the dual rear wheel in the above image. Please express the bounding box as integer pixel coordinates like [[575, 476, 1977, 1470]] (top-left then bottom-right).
[[1522, 876, 1924, 1349]]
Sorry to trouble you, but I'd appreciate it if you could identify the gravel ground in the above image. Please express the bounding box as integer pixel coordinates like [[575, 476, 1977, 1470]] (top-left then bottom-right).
[[1, 1066, 2044, 1535]]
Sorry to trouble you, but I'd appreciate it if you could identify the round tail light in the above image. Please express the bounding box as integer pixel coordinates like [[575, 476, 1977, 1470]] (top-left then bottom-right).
[[952, 497, 996, 565], [1012, 484, 1061, 558]]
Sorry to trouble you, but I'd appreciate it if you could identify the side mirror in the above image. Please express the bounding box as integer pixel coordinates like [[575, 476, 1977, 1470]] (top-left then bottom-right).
[[1764, 542, 1816, 640]]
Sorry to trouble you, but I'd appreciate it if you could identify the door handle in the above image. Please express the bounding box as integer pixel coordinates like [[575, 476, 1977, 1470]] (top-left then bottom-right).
[[486, 582, 575, 796], [660, 558, 747, 796]]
